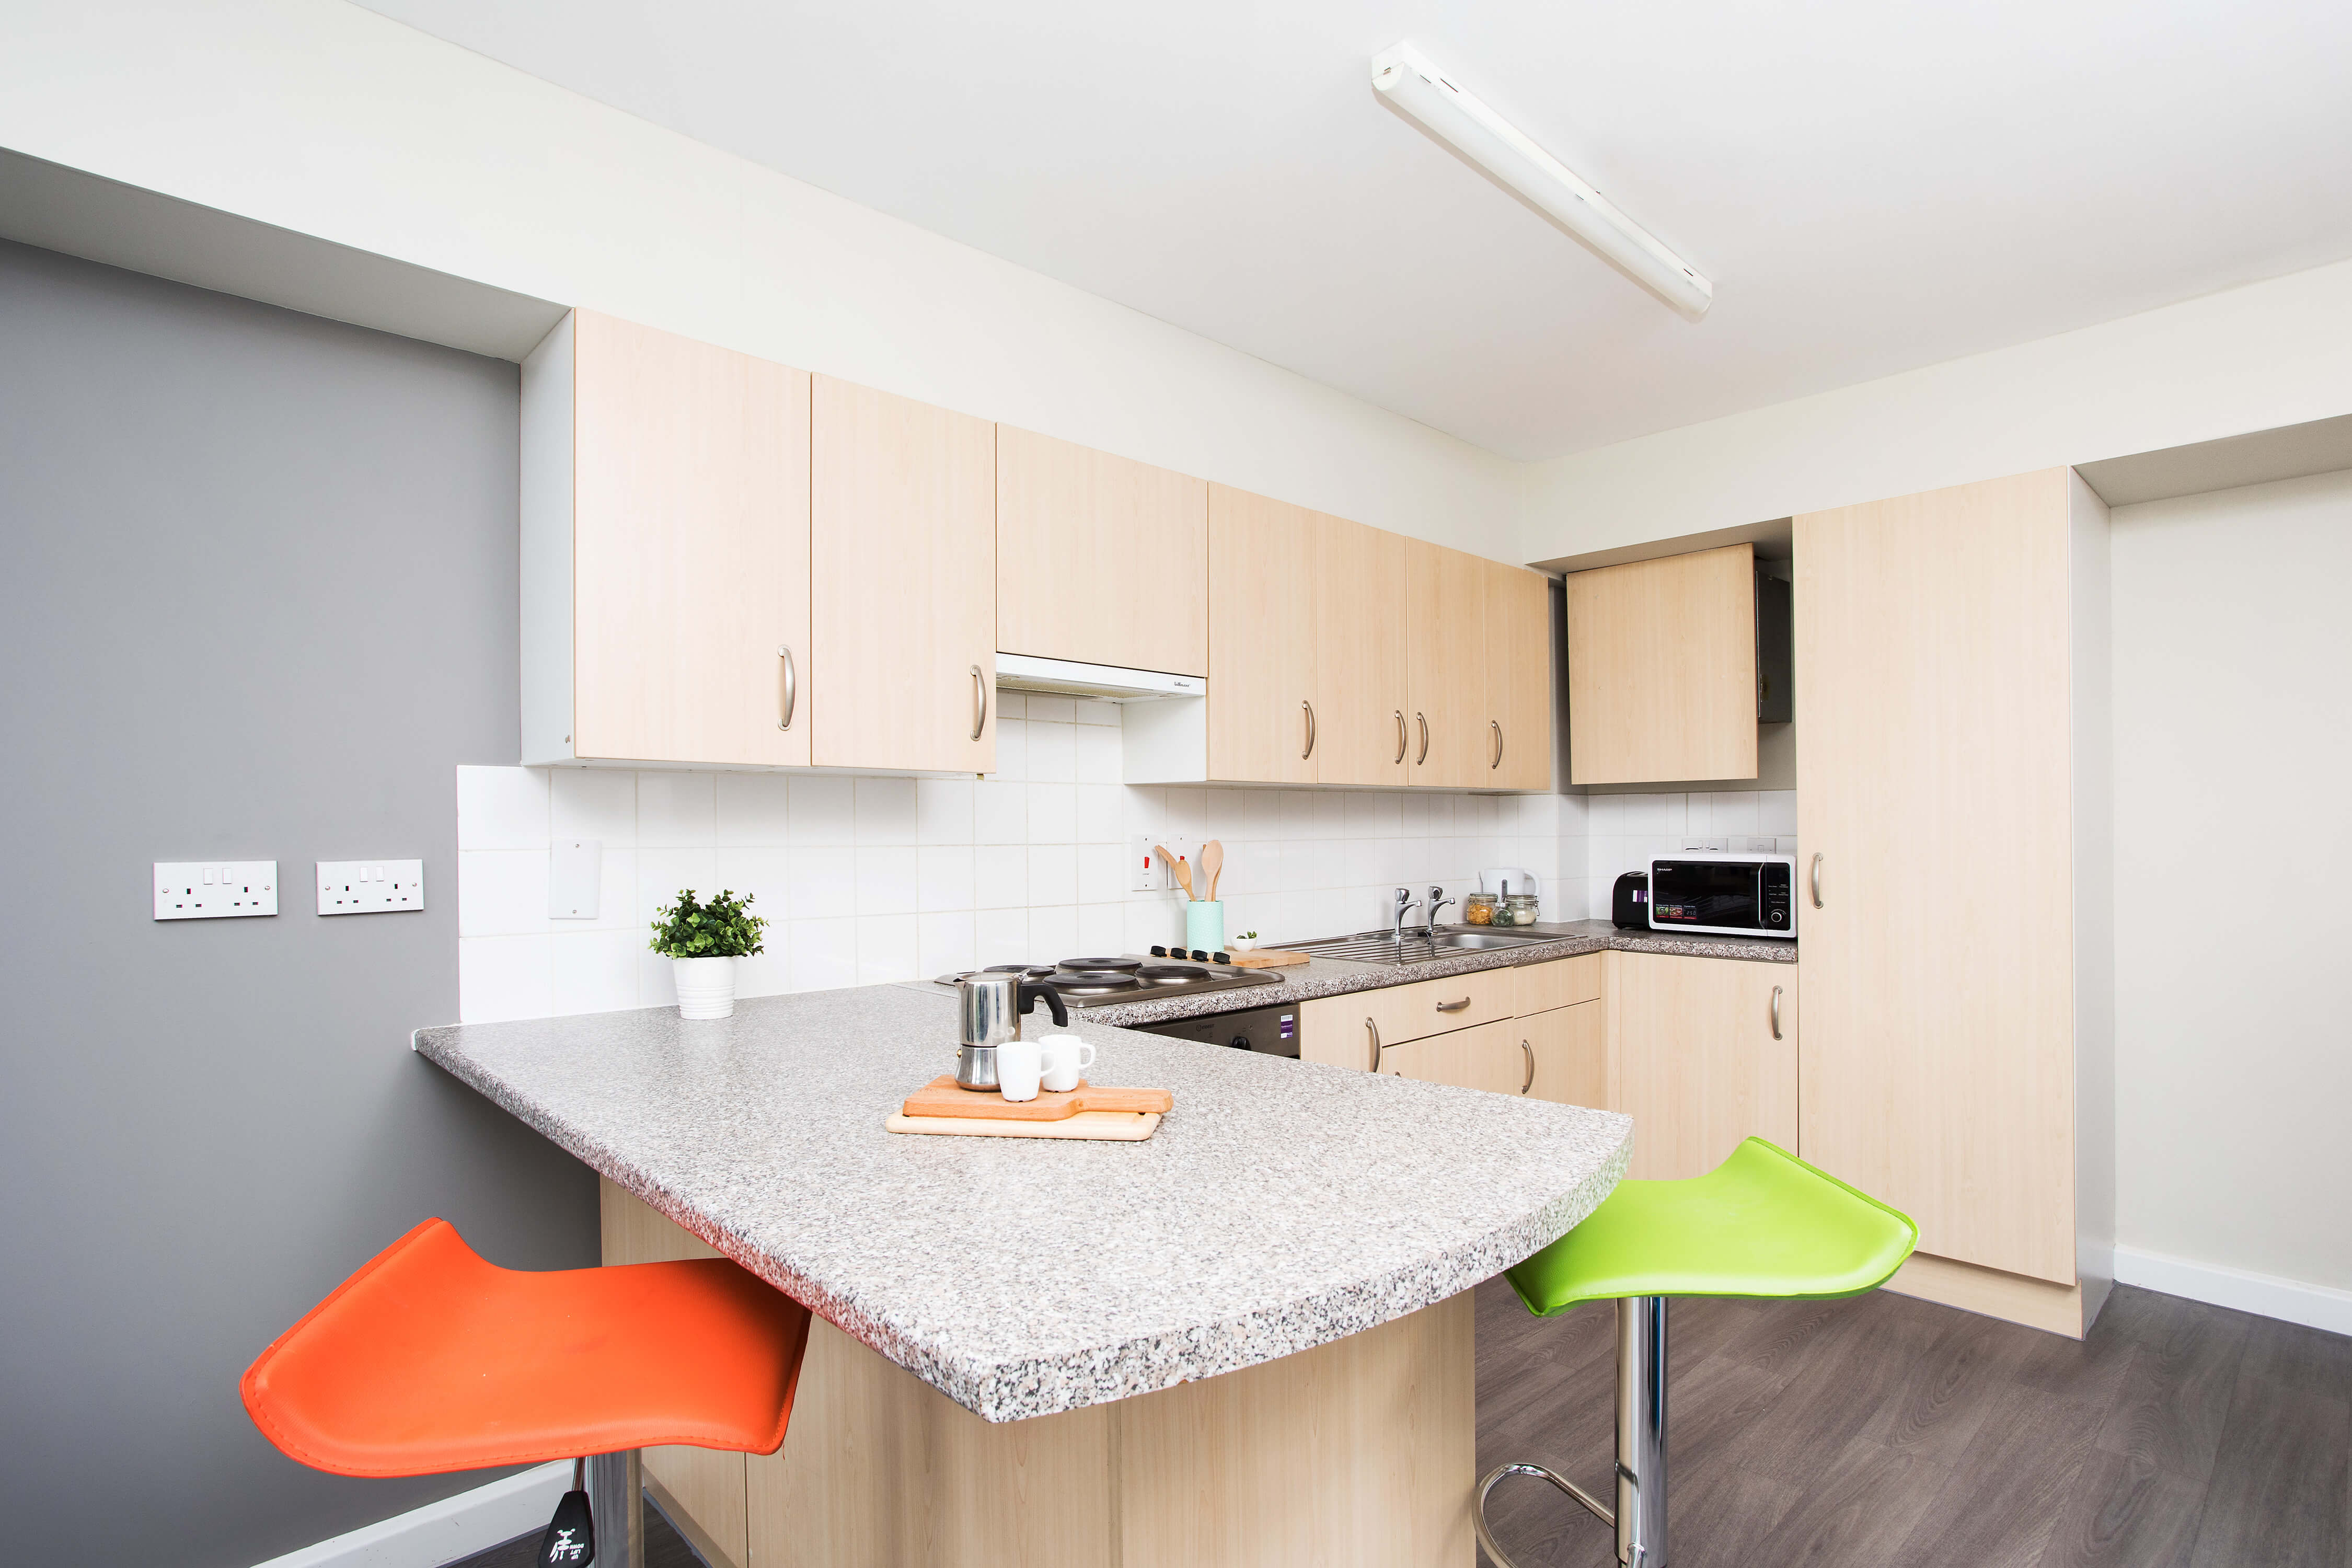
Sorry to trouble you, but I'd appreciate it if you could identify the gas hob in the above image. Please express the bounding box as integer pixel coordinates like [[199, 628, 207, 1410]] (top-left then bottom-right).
[[930, 954, 1283, 1009]]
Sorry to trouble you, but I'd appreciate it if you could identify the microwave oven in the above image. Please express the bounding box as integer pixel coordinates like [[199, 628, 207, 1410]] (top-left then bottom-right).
[[1648, 852, 1796, 939]]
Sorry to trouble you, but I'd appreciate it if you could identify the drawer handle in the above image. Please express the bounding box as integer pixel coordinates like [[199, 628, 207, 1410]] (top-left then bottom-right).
[[1435, 997, 1471, 1013], [777, 645, 797, 731], [1770, 985, 1783, 1040], [970, 664, 988, 742], [1520, 1038, 1535, 1094], [1490, 719, 1502, 770], [1365, 1017, 1383, 1072], [1415, 712, 1429, 765], [1810, 852, 1824, 909], [1393, 710, 1407, 765]]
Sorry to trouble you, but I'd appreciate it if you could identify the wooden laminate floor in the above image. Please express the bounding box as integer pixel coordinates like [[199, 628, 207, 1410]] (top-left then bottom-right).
[[1477, 1278, 2349, 1568], [446, 1280, 2345, 1568]]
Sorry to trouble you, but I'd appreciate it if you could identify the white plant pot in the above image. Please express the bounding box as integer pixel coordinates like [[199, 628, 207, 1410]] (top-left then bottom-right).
[[672, 955, 736, 1020]]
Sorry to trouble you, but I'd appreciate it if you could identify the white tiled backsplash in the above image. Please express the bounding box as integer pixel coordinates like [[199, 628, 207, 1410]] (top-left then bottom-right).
[[455, 693, 1795, 1023]]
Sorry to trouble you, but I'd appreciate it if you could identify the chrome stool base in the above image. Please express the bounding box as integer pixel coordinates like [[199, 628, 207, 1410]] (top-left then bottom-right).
[[1474, 1295, 1668, 1568]]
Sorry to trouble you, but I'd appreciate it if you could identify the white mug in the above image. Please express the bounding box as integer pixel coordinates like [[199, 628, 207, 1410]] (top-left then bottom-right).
[[1039, 1033, 1097, 1094], [997, 1036, 1044, 1103]]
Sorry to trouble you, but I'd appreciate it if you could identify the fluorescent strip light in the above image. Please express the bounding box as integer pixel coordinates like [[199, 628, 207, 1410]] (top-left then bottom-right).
[[1372, 41, 1713, 321]]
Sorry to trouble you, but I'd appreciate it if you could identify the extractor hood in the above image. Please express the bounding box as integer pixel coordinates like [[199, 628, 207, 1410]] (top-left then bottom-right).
[[994, 654, 1204, 702]]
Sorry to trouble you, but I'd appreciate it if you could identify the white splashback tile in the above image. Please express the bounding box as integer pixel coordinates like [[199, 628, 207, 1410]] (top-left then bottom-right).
[[457, 765, 548, 850], [715, 772, 792, 846], [458, 935, 554, 1023], [856, 915, 920, 983], [786, 775, 855, 846], [918, 847, 976, 914], [975, 780, 1028, 845], [788, 918, 859, 991], [855, 776, 917, 846], [637, 771, 716, 847], [916, 778, 975, 846], [917, 912, 976, 977], [786, 846, 856, 921], [551, 768, 636, 845], [1025, 720, 1076, 783], [855, 846, 918, 916], [553, 930, 642, 1016]]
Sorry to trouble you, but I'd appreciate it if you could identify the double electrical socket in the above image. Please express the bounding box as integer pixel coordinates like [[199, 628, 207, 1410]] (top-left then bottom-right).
[[317, 860, 424, 915], [154, 861, 279, 920], [1678, 835, 1780, 855]]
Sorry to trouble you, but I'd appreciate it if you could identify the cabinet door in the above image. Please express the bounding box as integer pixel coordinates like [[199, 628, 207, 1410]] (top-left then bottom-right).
[[1484, 561, 1553, 791], [1312, 514, 1409, 786], [1565, 544, 1756, 785], [1381, 1017, 1524, 1095], [1405, 540, 1489, 788], [811, 376, 996, 773], [1521, 1001, 1606, 1108], [1613, 952, 1795, 1180], [1795, 469, 2078, 1283], [572, 310, 810, 766], [996, 426, 1207, 676], [1207, 486, 1317, 783]]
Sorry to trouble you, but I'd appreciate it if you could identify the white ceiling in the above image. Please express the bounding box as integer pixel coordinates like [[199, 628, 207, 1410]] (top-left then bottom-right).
[[354, 0, 2352, 461]]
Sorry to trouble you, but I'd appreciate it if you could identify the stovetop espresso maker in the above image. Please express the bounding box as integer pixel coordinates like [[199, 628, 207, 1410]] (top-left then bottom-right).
[[953, 973, 1069, 1091]]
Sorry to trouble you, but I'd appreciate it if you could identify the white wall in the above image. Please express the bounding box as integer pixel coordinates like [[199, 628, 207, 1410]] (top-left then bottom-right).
[[0, 0, 1520, 558], [2112, 469, 2352, 1292], [457, 696, 1583, 1023], [1517, 256, 2352, 562]]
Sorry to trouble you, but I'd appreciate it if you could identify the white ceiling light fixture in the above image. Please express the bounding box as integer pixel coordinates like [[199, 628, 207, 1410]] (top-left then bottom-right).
[[1371, 41, 1713, 322]]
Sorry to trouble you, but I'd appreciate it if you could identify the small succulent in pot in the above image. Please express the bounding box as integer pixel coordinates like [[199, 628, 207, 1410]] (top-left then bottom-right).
[[649, 889, 766, 1018], [1231, 929, 1260, 952]]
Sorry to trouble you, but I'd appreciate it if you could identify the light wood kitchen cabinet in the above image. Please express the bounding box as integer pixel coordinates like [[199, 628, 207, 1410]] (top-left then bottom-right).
[[1610, 950, 1796, 1181], [1206, 485, 1318, 784], [1521, 1000, 1606, 1109], [1312, 514, 1410, 786], [522, 310, 811, 768], [1795, 467, 2112, 1335], [1379, 1016, 1526, 1096], [1483, 560, 1554, 791], [1405, 539, 1489, 788], [996, 426, 1207, 676], [811, 375, 996, 773], [1564, 543, 1757, 785]]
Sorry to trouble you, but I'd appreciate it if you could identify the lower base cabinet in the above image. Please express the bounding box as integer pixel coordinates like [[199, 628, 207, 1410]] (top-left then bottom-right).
[[1521, 999, 1606, 1109], [1379, 1016, 1525, 1094], [1610, 951, 1796, 1180]]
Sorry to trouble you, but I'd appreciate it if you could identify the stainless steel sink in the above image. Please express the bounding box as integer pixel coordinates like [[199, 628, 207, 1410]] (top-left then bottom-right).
[[1285, 926, 1557, 964]]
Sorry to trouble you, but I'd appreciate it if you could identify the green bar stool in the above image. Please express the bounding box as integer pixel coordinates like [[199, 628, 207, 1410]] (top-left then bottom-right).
[[1477, 1137, 1917, 1568]]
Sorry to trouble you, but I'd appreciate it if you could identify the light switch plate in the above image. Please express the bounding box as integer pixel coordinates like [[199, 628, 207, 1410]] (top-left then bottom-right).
[[550, 838, 602, 919], [317, 860, 424, 914], [154, 861, 278, 920], [1129, 834, 1167, 893]]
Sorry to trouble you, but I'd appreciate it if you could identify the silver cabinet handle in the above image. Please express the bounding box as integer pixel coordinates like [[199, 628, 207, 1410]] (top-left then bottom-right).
[[1810, 852, 1824, 908], [1365, 1017, 1382, 1072], [970, 665, 987, 742], [1520, 1039, 1535, 1094], [1490, 719, 1503, 770], [1770, 985, 1783, 1040], [1394, 710, 1407, 765], [1435, 996, 1471, 1013], [1302, 699, 1317, 759], [777, 645, 797, 731], [1415, 712, 1430, 765]]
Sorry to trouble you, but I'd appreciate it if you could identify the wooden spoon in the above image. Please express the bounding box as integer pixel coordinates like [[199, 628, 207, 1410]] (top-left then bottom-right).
[[1157, 844, 1194, 900], [1198, 840, 1225, 902]]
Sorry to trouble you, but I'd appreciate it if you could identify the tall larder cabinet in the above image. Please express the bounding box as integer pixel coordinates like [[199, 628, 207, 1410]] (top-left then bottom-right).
[[1794, 466, 2114, 1338]]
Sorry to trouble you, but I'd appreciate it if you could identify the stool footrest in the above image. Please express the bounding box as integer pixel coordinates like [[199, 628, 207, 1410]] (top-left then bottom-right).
[[1474, 1460, 1615, 1568]]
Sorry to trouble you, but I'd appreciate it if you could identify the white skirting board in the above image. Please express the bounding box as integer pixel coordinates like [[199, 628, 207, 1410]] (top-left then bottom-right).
[[2116, 1247, 2352, 1338], [250, 1461, 569, 1568]]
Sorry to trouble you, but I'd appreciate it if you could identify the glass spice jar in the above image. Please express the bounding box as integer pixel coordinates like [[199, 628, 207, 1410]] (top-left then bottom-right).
[[1502, 893, 1542, 927], [1463, 893, 1498, 925]]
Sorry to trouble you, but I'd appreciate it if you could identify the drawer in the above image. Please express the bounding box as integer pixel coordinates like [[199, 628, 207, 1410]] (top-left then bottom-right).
[[1513, 953, 1601, 1017], [1358, 967, 1516, 1052]]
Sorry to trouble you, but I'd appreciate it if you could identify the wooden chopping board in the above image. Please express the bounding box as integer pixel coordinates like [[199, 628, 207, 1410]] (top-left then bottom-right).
[[901, 1076, 1171, 1122], [884, 1110, 1161, 1142], [1225, 947, 1311, 968]]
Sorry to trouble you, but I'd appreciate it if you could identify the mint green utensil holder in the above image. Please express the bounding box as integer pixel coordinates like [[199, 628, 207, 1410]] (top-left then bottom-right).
[[1185, 900, 1225, 955]]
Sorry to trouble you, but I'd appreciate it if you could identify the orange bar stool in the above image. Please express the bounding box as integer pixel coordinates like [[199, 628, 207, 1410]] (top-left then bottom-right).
[[243, 1217, 812, 1568]]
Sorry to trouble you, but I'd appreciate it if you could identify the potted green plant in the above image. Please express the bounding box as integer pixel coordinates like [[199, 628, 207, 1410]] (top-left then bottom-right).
[[648, 889, 766, 1019]]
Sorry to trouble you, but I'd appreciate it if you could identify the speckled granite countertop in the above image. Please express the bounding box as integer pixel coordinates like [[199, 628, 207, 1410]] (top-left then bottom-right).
[[413, 985, 1630, 1423], [1049, 919, 1794, 1029]]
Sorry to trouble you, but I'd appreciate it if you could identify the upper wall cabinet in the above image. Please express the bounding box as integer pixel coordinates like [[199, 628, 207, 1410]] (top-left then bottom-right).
[[996, 426, 1206, 676], [811, 375, 996, 774], [1484, 561, 1553, 791], [1312, 514, 1409, 786], [1564, 543, 1758, 785], [1205, 485, 1318, 784], [1405, 540, 1489, 788], [523, 310, 811, 768]]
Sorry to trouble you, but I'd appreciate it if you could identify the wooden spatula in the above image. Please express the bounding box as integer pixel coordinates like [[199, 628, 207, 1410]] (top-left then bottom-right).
[[1157, 843, 1194, 900], [1198, 840, 1225, 902]]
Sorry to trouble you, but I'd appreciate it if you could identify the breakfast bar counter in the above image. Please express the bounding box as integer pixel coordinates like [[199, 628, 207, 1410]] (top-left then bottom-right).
[[414, 983, 1630, 1566]]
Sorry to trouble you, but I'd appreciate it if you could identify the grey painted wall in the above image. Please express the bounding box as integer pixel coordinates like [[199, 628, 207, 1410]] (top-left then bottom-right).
[[0, 239, 597, 1565]]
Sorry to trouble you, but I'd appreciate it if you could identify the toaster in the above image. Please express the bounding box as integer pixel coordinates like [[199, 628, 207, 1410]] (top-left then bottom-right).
[[1611, 871, 1650, 929]]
